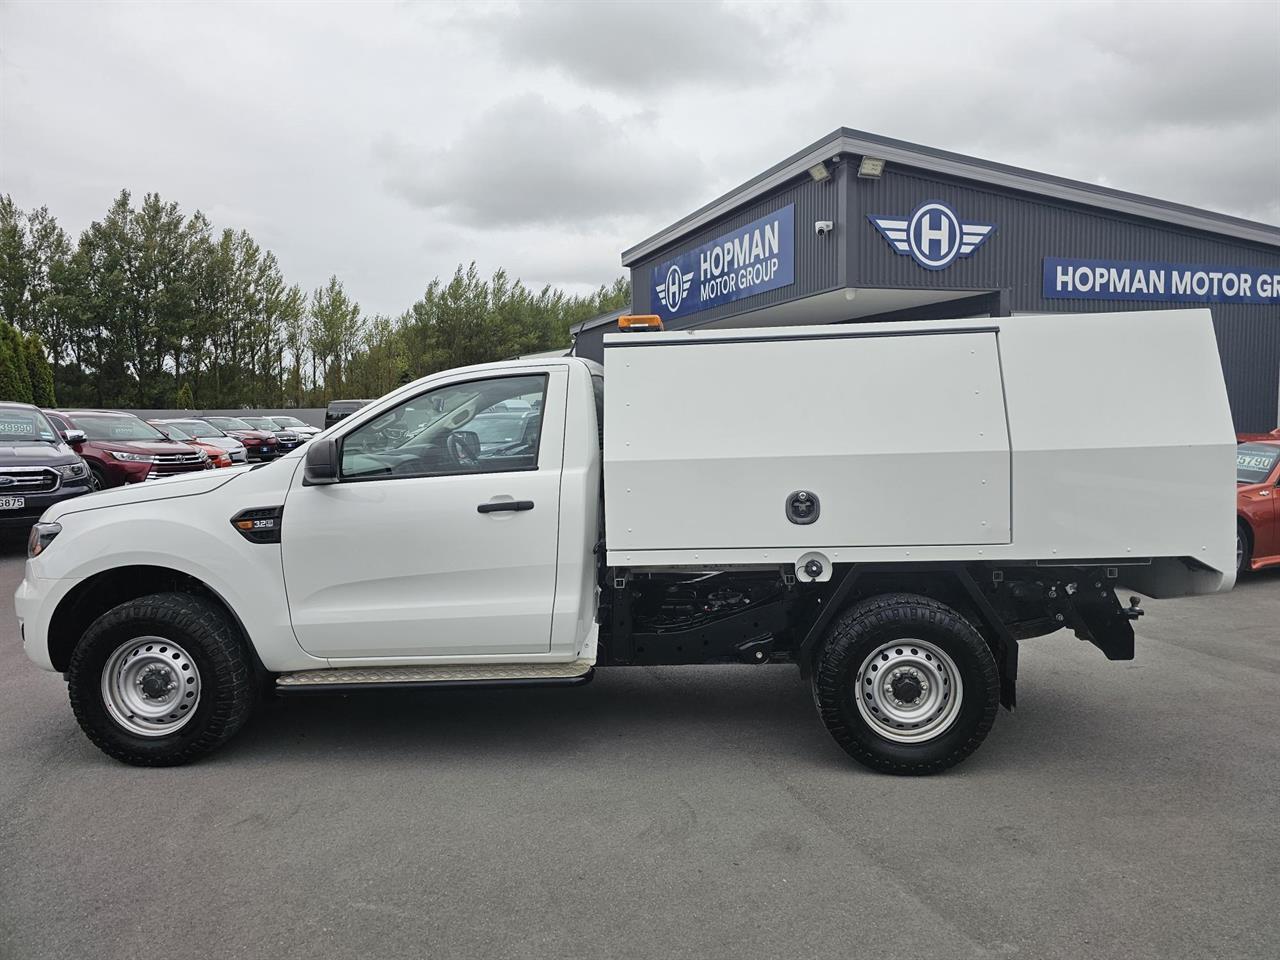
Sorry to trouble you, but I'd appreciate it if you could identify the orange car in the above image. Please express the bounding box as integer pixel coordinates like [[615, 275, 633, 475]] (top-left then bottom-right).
[[1236, 441, 1280, 573]]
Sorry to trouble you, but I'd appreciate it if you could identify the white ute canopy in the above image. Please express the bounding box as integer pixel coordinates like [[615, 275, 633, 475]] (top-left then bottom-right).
[[603, 309, 1236, 598]]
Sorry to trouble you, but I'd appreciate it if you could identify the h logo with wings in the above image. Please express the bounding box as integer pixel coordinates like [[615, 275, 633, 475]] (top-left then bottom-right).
[[869, 201, 994, 270], [656, 264, 694, 313]]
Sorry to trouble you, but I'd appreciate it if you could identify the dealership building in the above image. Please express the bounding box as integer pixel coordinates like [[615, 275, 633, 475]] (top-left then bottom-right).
[[571, 129, 1280, 431]]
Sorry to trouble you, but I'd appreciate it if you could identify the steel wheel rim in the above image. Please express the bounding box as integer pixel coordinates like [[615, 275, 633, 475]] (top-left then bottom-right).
[[101, 636, 202, 737], [1237, 531, 1245, 571], [854, 638, 963, 743]]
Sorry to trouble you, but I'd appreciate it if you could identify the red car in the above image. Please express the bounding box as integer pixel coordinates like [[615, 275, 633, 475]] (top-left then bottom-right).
[[1236, 428, 1280, 443], [200, 417, 280, 461], [1236, 440, 1280, 573], [45, 410, 209, 490]]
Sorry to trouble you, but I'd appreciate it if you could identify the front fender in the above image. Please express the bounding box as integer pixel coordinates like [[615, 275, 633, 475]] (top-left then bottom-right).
[[24, 459, 326, 673]]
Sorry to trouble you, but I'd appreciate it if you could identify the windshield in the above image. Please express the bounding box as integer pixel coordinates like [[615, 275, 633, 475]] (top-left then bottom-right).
[[173, 420, 226, 439], [0, 408, 59, 443], [157, 422, 192, 440], [241, 417, 279, 431], [1237, 444, 1280, 484], [73, 414, 167, 442], [206, 417, 254, 431], [272, 416, 307, 428]]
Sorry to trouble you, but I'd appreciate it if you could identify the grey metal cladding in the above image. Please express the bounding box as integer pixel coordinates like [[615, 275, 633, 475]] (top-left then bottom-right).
[[848, 166, 1280, 431], [628, 173, 843, 329]]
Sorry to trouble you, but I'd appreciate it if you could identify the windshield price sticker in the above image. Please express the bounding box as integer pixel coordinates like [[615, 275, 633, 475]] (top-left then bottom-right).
[[1238, 454, 1275, 471]]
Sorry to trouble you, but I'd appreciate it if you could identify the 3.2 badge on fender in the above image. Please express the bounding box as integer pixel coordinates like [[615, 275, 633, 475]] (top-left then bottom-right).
[[869, 201, 995, 270]]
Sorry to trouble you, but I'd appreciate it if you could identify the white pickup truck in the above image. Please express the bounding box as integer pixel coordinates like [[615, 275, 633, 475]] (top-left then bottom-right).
[[16, 309, 1235, 773]]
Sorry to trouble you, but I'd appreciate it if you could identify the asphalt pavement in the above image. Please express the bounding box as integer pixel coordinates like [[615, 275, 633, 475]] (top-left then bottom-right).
[[1, 537, 1277, 960]]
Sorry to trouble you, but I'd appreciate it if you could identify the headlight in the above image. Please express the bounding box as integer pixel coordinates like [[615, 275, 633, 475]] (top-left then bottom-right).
[[196, 450, 209, 461], [108, 451, 156, 463], [28, 521, 62, 558], [56, 461, 88, 480]]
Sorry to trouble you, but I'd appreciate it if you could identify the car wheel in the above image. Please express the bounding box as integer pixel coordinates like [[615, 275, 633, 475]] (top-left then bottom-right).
[[88, 464, 106, 491], [66, 592, 256, 766], [812, 593, 1000, 775], [1237, 522, 1252, 575]]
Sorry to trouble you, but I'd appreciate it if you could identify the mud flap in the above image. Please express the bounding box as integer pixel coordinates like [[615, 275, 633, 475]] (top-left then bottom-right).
[[1069, 590, 1136, 661]]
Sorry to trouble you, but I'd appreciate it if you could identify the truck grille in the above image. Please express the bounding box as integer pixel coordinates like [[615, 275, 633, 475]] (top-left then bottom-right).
[[0, 467, 59, 492], [151, 453, 206, 475]]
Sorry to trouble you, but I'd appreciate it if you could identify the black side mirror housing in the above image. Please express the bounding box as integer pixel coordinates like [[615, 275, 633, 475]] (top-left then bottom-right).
[[303, 437, 339, 486]]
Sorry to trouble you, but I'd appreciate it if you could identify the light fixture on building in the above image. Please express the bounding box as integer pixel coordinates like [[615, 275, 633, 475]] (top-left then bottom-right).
[[807, 161, 831, 183], [857, 156, 886, 179]]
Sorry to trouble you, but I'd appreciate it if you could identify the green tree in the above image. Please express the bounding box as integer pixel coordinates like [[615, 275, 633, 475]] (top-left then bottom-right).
[[175, 382, 195, 409], [0, 325, 30, 402], [24, 333, 55, 406]]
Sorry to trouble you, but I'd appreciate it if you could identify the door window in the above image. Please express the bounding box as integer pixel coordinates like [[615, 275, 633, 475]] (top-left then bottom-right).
[[340, 374, 547, 481]]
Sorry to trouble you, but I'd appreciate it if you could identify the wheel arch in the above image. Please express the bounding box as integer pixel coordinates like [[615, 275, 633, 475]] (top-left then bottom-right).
[[796, 565, 1018, 708], [47, 565, 264, 675]]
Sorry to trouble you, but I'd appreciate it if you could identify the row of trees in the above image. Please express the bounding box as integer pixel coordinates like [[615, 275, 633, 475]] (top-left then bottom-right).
[[0, 191, 630, 409]]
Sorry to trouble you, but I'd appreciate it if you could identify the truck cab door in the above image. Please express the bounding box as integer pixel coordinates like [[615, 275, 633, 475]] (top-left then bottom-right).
[[280, 368, 565, 661]]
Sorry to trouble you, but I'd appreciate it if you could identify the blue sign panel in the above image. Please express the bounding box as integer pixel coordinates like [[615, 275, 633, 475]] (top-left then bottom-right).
[[651, 205, 794, 321], [869, 201, 995, 270], [1044, 258, 1280, 304]]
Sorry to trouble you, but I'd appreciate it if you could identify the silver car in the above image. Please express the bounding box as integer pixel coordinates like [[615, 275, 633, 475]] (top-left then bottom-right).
[[156, 419, 248, 463]]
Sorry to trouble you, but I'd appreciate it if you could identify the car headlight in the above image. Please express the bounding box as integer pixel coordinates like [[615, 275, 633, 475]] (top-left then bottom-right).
[[108, 451, 156, 463], [56, 461, 89, 480], [196, 450, 209, 461], [28, 521, 61, 558]]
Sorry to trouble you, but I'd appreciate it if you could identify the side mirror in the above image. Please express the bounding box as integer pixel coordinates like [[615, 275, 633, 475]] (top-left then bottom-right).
[[303, 437, 339, 486], [63, 429, 86, 445]]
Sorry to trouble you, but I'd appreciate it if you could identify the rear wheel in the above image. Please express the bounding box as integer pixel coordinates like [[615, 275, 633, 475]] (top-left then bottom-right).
[[67, 592, 256, 766], [812, 593, 1000, 775]]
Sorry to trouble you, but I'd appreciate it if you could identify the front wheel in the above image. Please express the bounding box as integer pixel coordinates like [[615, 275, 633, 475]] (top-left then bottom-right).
[[67, 592, 256, 766], [812, 593, 1000, 775], [1237, 522, 1252, 575]]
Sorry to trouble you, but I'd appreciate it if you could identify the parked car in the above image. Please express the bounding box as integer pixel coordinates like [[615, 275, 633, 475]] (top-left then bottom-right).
[[0, 402, 93, 527], [325, 399, 372, 428], [266, 415, 321, 439], [1237, 428, 1280, 443], [153, 419, 248, 463], [237, 416, 304, 452], [199, 417, 280, 461], [44, 410, 208, 489], [1236, 440, 1280, 573], [148, 422, 234, 468]]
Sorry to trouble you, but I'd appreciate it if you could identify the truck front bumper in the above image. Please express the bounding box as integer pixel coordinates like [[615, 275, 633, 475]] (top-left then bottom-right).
[[15, 569, 79, 673]]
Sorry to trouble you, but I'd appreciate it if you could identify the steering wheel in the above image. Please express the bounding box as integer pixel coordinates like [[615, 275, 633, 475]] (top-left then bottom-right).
[[447, 433, 478, 469]]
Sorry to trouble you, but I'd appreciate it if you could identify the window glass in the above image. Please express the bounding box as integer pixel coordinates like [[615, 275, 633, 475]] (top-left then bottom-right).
[[0, 409, 58, 442], [71, 414, 166, 442], [1237, 443, 1280, 484], [341, 374, 548, 481], [174, 420, 226, 438], [206, 417, 254, 431], [591, 375, 604, 450]]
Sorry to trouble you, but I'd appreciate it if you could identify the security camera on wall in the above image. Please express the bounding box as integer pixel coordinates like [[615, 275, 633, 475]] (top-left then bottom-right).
[[815, 220, 834, 237]]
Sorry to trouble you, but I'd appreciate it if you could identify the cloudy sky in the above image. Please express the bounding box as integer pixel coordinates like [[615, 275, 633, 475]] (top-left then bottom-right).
[[2, 0, 1277, 317]]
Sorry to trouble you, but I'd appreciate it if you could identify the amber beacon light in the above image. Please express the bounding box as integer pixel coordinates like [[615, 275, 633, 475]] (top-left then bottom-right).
[[617, 315, 664, 332]]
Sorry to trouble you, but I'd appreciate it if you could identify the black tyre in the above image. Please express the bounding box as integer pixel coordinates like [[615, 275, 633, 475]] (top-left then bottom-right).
[[88, 464, 106, 491], [67, 592, 256, 766], [812, 593, 1000, 775], [1237, 521, 1252, 575]]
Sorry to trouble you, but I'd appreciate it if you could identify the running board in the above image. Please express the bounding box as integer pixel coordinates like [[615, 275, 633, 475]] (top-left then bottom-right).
[[275, 659, 595, 694]]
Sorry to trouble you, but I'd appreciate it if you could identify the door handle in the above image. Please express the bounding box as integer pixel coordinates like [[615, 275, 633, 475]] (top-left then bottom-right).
[[477, 500, 535, 514]]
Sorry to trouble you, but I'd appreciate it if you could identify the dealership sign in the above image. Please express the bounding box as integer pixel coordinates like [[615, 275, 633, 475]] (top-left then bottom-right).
[[652, 205, 794, 320], [869, 201, 995, 270], [1044, 258, 1280, 303]]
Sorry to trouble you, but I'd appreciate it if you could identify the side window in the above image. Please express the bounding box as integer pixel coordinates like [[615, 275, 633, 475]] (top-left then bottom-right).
[[340, 373, 548, 481], [591, 374, 604, 450]]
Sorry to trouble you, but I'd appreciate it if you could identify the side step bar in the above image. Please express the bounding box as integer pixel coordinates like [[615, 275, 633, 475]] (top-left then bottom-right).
[[276, 659, 595, 694]]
